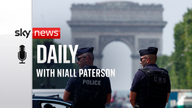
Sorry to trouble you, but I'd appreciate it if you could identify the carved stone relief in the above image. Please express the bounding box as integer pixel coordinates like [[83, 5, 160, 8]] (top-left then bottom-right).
[[70, 25, 163, 33], [138, 38, 159, 50], [74, 38, 96, 48], [99, 35, 135, 52]]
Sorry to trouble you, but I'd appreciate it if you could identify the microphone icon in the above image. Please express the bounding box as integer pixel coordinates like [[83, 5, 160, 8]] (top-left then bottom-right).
[[18, 45, 27, 64]]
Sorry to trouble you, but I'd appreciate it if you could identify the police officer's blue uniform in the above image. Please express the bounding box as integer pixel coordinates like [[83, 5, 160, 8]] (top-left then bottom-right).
[[65, 47, 112, 108], [130, 47, 171, 108], [65, 65, 111, 108]]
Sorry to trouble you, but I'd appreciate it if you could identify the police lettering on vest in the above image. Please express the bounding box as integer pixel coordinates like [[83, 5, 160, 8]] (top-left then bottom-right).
[[154, 76, 167, 83], [83, 79, 101, 86]]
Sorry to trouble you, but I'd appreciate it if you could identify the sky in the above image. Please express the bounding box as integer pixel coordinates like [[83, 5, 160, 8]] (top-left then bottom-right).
[[33, 0, 192, 90], [33, 0, 192, 56]]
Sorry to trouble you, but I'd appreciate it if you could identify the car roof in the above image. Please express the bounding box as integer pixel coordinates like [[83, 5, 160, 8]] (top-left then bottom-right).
[[33, 95, 72, 106]]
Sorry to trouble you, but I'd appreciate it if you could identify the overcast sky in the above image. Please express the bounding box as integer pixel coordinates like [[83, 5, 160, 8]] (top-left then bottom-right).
[[33, 0, 192, 55], [33, 0, 192, 91]]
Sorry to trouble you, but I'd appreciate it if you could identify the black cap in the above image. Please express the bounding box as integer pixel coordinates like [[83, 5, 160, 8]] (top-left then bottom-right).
[[76, 47, 94, 57], [139, 47, 158, 56]]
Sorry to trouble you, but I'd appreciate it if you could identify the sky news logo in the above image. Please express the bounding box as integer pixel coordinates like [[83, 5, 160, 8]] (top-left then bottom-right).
[[15, 28, 61, 39], [33, 28, 60, 39]]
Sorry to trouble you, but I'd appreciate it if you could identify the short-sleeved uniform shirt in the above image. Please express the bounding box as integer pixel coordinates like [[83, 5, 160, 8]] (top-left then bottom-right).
[[130, 64, 171, 107], [65, 65, 112, 105]]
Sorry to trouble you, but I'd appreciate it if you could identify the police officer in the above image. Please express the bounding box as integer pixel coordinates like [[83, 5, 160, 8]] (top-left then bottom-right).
[[63, 47, 112, 108], [129, 47, 171, 108]]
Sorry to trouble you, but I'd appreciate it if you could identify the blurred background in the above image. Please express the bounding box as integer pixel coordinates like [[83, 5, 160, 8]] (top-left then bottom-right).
[[32, 0, 192, 108]]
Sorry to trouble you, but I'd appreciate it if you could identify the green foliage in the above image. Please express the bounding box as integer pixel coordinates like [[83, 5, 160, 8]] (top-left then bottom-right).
[[33, 39, 78, 89], [156, 55, 171, 69], [183, 8, 192, 88], [171, 8, 192, 89], [156, 55, 178, 89], [156, 8, 192, 89], [173, 21, 187, 89]]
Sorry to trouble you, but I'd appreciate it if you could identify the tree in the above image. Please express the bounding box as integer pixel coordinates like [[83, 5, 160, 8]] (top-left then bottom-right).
[[183, 9, 192, 88], [170, 8, 192, 89], [156, 55, 177, 89], [156, 8, 192, 89], [173, 21, 187, 89]]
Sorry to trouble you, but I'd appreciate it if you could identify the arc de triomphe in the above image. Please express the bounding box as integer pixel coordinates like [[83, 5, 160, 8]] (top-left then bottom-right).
[[67, 1, 166, 79]]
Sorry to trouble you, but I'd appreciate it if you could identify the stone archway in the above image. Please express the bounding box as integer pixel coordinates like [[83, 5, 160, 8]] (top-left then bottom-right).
[[67, 1, 166, 79], [102, 41, 132, 90], [99, 35, 135, 53]]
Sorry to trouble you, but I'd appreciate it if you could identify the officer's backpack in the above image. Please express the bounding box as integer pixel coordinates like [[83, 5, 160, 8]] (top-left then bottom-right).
[[73, 73, 106, 107], [138, 67, 169, 105]]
